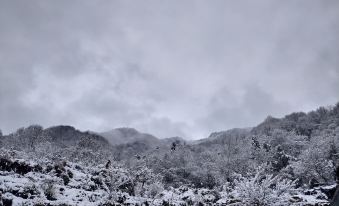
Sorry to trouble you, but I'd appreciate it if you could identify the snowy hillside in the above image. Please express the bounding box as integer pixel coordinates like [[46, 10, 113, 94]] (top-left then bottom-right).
[[1, 103, 339, 205], [0, 149, 334, 205]]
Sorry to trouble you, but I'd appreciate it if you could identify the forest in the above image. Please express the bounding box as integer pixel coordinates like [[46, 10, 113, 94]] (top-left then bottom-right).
[[0, 102, 338, 205]]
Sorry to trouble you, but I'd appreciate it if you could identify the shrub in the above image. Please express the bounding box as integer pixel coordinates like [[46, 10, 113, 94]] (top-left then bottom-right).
[[231, 168, 297, 206], [43, 182, 57, 201], [145, 181, 164, 198], [61, 174, 70, 185]]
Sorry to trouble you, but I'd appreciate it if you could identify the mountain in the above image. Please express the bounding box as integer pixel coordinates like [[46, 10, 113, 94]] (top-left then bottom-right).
[[44, 125, 109, 148], [252, 104, 339, 137], [0, 102, 338, 206], [100, 128, 165, 161], [100, 127, 160, 146], [0, 125, 111, 153], [194, 127, 251, 146], [161, 136, 186, 145]]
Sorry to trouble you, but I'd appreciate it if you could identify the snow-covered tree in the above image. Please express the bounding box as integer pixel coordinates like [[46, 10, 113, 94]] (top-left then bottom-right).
[[232, 166, 297, 206]]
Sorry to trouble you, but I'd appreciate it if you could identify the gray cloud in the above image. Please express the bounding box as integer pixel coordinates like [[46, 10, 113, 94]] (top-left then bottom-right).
[[0, 0, 338, 139], [196, 84, 292, 134]]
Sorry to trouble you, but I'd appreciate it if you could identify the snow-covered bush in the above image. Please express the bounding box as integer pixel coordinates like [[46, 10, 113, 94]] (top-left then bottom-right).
[[42, 181, 56, 201], [144, 181, 164, 198], [106, 165, 133, 194], [231, 168, 297, 206], [291, 143, 336, 186], [130, 160, 164, 198]]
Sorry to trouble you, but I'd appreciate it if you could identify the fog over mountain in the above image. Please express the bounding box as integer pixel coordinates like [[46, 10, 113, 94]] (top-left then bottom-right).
[[1, 0, 338, 139], [100, 127, 159, 146], [0, 1, 339, 205]]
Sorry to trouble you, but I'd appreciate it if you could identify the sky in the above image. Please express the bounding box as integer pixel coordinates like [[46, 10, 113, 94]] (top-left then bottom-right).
[[0, 0, 338, 139]]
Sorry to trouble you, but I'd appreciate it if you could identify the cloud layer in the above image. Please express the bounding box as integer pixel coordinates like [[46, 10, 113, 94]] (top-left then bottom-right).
[[1, 0, 338, 139]]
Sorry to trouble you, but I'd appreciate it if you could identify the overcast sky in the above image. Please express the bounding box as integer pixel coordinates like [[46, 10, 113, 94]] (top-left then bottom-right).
[[0, 0, 338, 139]]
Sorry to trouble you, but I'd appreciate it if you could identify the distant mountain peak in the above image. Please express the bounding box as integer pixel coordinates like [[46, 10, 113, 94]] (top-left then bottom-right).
[[100, 127, 159, 146], [114, 127, 140, 136]]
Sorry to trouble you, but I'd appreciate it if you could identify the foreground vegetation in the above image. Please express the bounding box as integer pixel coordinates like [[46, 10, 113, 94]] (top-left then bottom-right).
[[1, 102, 339, 205]]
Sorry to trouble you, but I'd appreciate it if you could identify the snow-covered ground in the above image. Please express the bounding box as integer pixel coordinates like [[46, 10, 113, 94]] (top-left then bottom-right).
[[0, 155, 334, 206]]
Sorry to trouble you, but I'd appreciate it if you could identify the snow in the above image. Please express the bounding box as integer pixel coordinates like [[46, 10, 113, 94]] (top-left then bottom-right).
[[0, 154, 335, 205]]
